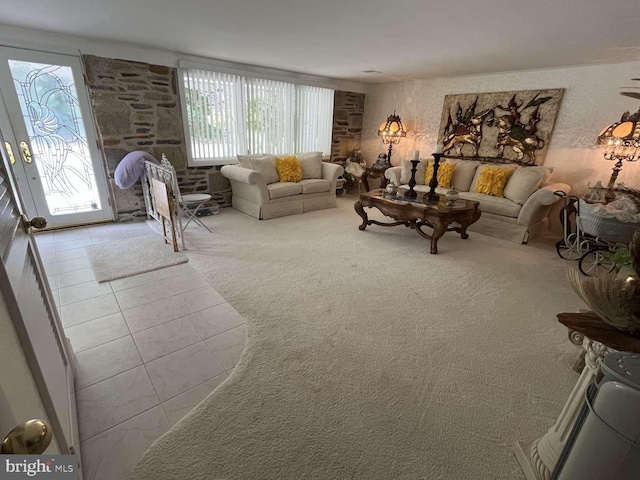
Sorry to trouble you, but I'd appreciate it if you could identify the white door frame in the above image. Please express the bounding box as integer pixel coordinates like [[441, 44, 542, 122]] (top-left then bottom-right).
[[0, 46, 113, 227]]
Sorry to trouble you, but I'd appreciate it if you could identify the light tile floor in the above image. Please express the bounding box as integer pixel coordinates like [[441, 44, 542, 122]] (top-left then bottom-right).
[[35, 221, 246, 480]]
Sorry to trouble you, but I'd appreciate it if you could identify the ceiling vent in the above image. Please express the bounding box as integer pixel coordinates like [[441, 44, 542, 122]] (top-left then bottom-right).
[[361, 70, 382, 74]]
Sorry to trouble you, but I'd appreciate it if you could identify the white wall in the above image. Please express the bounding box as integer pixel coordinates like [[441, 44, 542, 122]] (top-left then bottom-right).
[[362, 61, 640, 196]]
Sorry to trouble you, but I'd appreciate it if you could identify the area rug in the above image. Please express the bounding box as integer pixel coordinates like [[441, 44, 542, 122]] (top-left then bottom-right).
[[86, 235, 188, 282], [131, 197, 584, 480]]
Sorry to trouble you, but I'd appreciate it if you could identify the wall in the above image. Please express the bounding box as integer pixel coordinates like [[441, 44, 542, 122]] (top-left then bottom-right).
[[84, 55, 230, 221], [362, 61, 640, 197], [331, 91, 365, 163], [0, 24, 366, 94]]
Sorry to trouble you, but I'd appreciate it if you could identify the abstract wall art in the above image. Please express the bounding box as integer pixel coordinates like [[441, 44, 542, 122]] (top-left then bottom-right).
[[437, 89, 564, 165]]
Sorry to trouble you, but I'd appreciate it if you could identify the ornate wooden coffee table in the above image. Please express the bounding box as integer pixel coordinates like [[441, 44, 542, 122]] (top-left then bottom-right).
[[354, 190, 481, 254]]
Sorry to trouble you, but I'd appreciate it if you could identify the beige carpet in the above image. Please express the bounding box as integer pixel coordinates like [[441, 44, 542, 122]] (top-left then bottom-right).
[[86, 235, 188, 282], [131, 197, 584, 480]]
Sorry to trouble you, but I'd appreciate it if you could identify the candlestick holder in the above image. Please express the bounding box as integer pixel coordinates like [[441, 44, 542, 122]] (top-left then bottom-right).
[[404, 160, 420, 199], [426, 153, 443, 202]]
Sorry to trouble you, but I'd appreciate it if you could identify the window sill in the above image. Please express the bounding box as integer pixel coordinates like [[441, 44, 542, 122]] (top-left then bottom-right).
[[187, 158, 239, 168]]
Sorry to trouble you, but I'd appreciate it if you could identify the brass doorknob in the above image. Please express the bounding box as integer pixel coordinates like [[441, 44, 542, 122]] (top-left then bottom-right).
[[1, 419, 52, 454], [22, 215, 47, 229]]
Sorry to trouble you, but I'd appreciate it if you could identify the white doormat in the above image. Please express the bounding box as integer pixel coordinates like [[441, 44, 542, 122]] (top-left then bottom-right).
[[86, 235, 188, 282]]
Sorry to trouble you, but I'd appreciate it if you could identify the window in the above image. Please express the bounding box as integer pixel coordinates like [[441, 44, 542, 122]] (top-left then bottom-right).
[[181, 67, 335, 165]]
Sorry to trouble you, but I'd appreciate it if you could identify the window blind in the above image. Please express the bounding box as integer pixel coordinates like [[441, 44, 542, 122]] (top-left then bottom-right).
[[182, 68, 335, 164]]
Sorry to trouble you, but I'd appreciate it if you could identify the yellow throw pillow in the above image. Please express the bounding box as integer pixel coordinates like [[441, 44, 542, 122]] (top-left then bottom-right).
[[474, 166, 515, 197], [424, 161, 456, 188], [275, 156, 303, 182]]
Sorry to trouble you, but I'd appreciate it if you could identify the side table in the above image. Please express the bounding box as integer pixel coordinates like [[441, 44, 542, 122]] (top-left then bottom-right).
[[514, 311, 640, 480], [360, 168, 388, 192]]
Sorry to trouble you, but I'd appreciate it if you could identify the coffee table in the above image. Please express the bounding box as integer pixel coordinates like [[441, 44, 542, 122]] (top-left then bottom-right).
[[354, 190, 481, 254]]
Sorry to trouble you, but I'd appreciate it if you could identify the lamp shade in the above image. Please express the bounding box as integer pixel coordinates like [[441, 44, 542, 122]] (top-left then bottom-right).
[[597, 109, 640, 152], [378, 112, 407, 144]]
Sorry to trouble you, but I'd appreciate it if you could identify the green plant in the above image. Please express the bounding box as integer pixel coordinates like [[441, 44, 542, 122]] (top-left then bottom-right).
[[613, 247, 631, 271]]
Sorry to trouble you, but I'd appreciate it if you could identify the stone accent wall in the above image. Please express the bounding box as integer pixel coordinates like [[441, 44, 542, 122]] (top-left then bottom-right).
[[83, 55, 231, 222], [331, 91, 365, 164]]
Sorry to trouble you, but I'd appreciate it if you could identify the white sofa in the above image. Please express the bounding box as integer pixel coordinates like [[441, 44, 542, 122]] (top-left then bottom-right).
[[221, 154, 343, 220], [385, 158, 570, 243]]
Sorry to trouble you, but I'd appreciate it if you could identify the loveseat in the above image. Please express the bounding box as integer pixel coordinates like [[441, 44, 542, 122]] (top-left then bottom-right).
[[385, 158, 570, 243], [221, 152, 343, 220]]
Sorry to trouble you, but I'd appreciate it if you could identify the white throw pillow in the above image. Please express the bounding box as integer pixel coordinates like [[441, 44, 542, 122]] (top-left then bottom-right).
[[503, 167, 548, 205], [296, 151, 323, 179], [450, 160, 481, 192], [237, 155, 253, 169], [250, 156, 280, 184], [400, 159, 429, 185], [237, 153, 267, 168]]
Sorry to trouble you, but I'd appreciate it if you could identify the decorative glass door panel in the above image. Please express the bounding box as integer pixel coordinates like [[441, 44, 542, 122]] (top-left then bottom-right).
[[0, 47, 111, 226]]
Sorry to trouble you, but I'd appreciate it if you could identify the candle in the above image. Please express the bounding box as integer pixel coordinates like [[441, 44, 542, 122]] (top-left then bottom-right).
[[412, 150, 420, 160], [434, 145, 442, 154]]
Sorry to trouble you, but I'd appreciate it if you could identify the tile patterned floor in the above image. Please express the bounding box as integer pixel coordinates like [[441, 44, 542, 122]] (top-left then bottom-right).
[[35, 221, 246, 480]]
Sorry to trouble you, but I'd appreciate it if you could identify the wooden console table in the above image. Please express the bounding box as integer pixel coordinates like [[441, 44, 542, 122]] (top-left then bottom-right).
[[514, 311, 640, 480]]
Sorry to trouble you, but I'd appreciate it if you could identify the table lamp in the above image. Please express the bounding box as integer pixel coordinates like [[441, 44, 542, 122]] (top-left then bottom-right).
[[597, 108, 640, 203], [378, 111, 406, 166]]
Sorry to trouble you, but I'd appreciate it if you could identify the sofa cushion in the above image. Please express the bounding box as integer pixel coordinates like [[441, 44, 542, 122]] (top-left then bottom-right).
[[400, 159, 428, 185], [470, 163, 516, 192], [237, 153, 274, 168], [472, 164, 516, 197], [448, 160, 480, 192], [237, 155, 280, 184], [424, 161, 456, 188], [460, 192, 522, 218], [267, 182, 302, 199], [296, 152, 323, 179], [276, 156, 303, 182], [503, 167, 548, 205], [298, 179, 330, 194]]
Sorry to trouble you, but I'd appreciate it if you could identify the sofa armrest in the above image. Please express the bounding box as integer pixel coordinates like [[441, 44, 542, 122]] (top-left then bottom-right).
[[220, 165, 269, 205], [220, 165, 262, 185], [385, 166, 402, 186], [517, 182, 571, 226], [322, 162, 344, 192]]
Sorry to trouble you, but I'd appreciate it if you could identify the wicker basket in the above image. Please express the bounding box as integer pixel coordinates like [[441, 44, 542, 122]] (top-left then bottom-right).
[[579, 200, 640, 244]]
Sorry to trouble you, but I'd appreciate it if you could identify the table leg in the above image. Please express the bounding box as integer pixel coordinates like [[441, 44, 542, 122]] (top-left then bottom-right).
[[354, 201, 368, 230], [360, 171, 371, 192], [430, 219, 448, 254], [459, 223, 470, 240]]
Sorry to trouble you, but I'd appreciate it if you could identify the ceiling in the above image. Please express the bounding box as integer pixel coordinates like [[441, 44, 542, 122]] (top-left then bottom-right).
[[1, 0, 639, 83]]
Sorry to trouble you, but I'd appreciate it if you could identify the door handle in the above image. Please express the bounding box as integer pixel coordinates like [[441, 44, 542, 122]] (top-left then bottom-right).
[[19, 141, 32, 164], [1, 419, 52, 454], [22, 215, 47, 229], [4, 141, 16, 165]]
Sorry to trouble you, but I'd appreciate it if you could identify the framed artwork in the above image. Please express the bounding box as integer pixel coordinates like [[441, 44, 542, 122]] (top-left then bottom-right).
[[437, 88, 564, 165]]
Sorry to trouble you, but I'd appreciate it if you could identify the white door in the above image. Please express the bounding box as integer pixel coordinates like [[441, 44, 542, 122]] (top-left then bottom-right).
[[0, 130, 80, 458], [0, 47, 112, 227]]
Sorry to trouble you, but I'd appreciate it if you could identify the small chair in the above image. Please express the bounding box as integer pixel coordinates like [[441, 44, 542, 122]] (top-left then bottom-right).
[[181, 192, 213, 232], [159, 154, 213, 233]]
